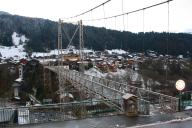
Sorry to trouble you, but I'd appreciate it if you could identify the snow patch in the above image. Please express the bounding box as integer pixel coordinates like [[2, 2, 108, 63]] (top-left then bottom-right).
[[12, 32, 20, 46], [0, 32, 28, 60], [85, 67, 107, 78], [12, 32, 28, 46], [0, 45, 27, 59]]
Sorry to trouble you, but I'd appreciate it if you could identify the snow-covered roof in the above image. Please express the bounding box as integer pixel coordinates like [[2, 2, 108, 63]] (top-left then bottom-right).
[[82, 49, 95, 53], [14, 96, 21, 100], [177, 55, 183, 59], [122, 93, 137, 99], [185, 106, 192, 110], [85, 67, 107, 78], [15, 78, 22, 82], [106, 49, 127, 55], [60, 93, 74, 99]]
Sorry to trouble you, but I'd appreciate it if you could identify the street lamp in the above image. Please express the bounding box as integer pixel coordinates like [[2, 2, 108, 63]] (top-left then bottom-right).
[[175, 79, 185, 111]]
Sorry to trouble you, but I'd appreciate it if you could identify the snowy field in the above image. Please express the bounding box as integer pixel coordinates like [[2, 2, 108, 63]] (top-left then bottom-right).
[[0, 32, 28, 61]]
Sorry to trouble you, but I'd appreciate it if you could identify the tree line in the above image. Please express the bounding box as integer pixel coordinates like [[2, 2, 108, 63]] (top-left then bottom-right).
[[0, 13, 192, 56]]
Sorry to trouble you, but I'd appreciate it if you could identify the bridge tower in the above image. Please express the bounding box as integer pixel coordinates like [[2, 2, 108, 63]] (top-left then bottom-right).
[[79, 20, 85, 72], [57, 19, 64, 106], [58, 19, 63, 65]]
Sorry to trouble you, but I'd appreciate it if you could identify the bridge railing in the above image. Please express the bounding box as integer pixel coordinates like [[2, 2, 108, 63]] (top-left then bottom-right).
[[59, 68, 125, 111], [67, 69, 150, 114], [47, 66, 179, 113]]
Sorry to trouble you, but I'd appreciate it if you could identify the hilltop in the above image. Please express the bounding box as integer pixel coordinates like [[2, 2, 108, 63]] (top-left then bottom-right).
[[0, 11, 192, 56]]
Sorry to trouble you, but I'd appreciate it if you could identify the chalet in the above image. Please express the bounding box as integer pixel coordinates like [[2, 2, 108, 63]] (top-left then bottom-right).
[[63, 54, 80, 62], [146, 50, 158, 58], [177, 55, 184, 59], [19, 58, 28, 65], [94, 51, 102, 57]]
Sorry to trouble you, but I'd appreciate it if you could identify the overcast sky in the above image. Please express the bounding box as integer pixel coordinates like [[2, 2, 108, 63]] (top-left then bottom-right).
[[0, 0, 192, 33]]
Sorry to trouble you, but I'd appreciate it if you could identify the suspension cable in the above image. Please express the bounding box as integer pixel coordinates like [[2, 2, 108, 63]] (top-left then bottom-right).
[[143, 10, 145, 34], [165, 1, 170, 83], [142, 9, 145, 53], [167, 1, 170, 55], [64, 0, 112, 20], [115, 16, 117, 30], [122, 0, 125, 30], [83, 0, 173, 22], [90, 9, 93, 23], [66, 25, 80, 50], [103, 4, 106, 28], [126, 14, 129, 31]]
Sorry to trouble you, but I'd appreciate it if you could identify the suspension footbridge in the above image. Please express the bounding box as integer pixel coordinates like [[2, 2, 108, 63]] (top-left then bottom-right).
[[46, 66, 179, 114]]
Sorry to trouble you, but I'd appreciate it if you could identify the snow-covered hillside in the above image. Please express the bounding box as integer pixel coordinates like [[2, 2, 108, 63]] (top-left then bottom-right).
[[0, 32, 28, 61]]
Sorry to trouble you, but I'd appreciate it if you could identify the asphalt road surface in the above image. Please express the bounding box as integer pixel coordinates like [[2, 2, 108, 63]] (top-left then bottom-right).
[[12, 114, 181, 128]]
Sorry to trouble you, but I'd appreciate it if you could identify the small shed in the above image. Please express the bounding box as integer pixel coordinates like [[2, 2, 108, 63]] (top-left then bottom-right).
[[122, 93, 138, 116]]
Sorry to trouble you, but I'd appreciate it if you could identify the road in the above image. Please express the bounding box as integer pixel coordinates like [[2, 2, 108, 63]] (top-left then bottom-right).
[[128, 118, 192, 128], [12, 114, 183, 128], [10, 111, 192, 128]]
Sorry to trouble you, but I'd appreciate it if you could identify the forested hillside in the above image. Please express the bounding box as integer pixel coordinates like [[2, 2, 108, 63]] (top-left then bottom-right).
[[0, 12, 192, 56]]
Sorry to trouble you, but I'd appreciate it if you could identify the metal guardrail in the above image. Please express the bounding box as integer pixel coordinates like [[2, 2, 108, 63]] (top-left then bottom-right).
[[0, 99, 121, 127], [0, 108, 16, 123], [47, 66, 179, 113]]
